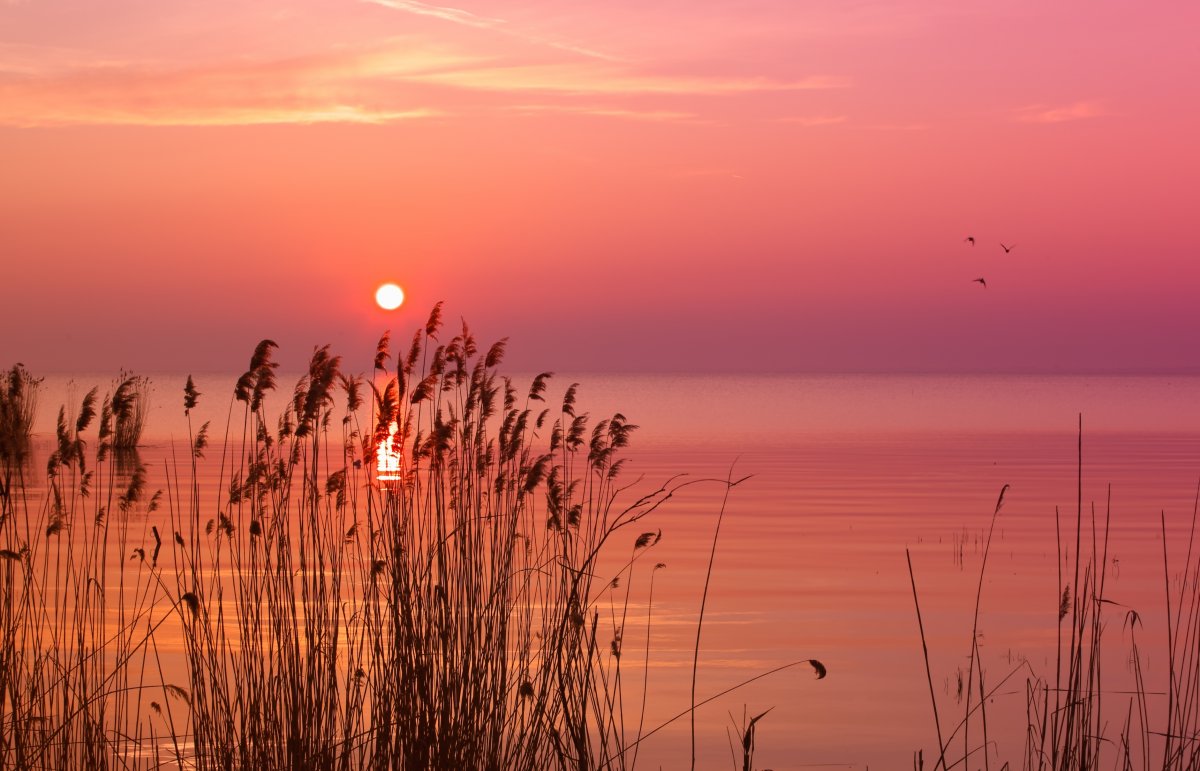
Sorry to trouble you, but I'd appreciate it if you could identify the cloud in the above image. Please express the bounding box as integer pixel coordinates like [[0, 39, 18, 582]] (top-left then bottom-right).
[[1, 103, 437, 128], [406, 65, 847, 95], [776, 114, 848, 127], [509, 103, 699, 122], [363, 0, 621, 61], [0, 46, 453, 127], [854, 122, 931, 131], [0, 34, 846, 127], [1012, 101, 1107, 124], [362, 0, 506, 31], [0, 43, 141, 76]]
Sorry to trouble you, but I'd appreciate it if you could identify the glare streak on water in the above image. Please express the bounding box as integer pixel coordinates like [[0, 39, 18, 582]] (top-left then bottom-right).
[[17, 372, 1200, 769]]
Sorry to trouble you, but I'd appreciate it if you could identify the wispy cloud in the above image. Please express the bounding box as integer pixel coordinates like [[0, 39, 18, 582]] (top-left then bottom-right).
[[0, 43, 142, 76], [776, 114, 848, 127], [0, 34, 846, 127], [0, 93, 440, 128], [510, 103, 699, 122], [362, 0, 506, 31], [5, 104, 437, 128], [1012, 101, 1107, 124], [854, 122, 931, 131], [0, 46, 452, 127], [363, 0, 621, 61], [407, 65, 847, 95]]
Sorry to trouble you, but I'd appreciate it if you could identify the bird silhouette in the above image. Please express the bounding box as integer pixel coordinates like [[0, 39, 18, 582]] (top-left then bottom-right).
[[973, 278, 987, 288], [964, 236, 975, 246], [999, 242, 1015, 254]]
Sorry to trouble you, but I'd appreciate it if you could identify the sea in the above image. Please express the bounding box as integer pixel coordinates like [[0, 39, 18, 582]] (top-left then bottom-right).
[[15, 372, 1200, 770]]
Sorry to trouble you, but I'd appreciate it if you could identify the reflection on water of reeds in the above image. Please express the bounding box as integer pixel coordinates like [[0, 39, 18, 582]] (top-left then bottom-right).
[[0, 309, 829, 771]]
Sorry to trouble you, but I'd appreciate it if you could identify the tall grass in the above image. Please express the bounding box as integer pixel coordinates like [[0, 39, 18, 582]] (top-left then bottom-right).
[[0, 364, 41, 464], [112, 373, 151, 450], [908, 418, 1200, 771], [0, 306, 821, 770], [0, 378, 161, 769], [172, 309, 689, 770]]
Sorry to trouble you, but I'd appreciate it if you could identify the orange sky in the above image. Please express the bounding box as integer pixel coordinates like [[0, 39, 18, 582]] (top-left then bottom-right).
[[2, 0, 1198, 373]]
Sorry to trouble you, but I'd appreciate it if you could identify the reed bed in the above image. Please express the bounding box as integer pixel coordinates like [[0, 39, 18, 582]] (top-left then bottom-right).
[[908, 419, 1200, 771], [112, 373, 151, 451], [0, 378, 159, 769], [1, 306, 819, 770], [0, 364, 41, 463]]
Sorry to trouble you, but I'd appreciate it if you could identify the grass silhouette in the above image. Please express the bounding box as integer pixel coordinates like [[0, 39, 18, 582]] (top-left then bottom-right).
[[0, 306, 825, 770], [908, 418, 1200, 770]]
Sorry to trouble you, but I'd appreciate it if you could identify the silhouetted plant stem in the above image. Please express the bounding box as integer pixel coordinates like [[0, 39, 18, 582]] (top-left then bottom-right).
[[907, 548, 947, 771]]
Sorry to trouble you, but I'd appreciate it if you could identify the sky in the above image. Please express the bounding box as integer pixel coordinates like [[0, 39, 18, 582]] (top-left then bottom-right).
[[2, 0, 1198, 374]]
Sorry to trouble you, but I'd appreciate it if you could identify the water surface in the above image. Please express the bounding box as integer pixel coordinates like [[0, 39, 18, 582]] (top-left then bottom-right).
[[21, 373, 1200, 769]]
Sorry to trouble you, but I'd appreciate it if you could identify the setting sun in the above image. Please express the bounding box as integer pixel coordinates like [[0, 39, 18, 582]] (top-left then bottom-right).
[[375, 283, 405, 311]]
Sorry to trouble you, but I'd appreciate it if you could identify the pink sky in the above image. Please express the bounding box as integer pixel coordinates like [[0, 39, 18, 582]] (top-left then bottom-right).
[[2, 0, 1198, 373]]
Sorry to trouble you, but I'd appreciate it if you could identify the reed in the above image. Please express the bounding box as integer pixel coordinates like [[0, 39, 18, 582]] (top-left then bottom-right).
[[112, 372, 151, 450], [1, 307, 820, 770], [0, 377, 161, 770], [909, 418, 1200, 771], [0, 364, 41, 464]]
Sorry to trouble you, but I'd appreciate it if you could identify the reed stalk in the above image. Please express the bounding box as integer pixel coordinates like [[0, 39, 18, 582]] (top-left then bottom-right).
[[1, 308, 822, 770]]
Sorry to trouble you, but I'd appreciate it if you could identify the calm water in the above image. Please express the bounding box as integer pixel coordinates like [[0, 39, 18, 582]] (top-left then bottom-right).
[[19, 373, 1200, 769]]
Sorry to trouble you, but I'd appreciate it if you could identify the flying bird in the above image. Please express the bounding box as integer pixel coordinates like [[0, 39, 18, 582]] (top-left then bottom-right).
[[964, 236, 975, 246], [973, 278, 987, 288], [1000, 243, 1015, 253]]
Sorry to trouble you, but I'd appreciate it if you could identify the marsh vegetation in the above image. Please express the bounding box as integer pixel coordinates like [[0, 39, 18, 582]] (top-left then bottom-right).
[[908, 427, 1200, 771], [2, 309, 1196, 770], [0, 306, 825, 771]]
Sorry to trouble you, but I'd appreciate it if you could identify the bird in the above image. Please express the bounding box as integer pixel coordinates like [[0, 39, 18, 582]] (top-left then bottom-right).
[[964, 236, 975, 246], [999, 242, 1015, 253], [973, 278, 987, 288]]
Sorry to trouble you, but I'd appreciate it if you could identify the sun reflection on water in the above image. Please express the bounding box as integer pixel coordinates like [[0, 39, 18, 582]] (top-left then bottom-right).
[[376, 419, 403, 481]]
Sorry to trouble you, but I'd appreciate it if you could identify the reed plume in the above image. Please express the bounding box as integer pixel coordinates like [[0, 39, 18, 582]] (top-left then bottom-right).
[[0, 308, 824, 770], [0, 364, 41, 463]]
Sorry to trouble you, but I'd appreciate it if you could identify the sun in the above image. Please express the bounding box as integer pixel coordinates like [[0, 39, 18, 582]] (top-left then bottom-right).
[[375, 283, 405, 311]]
